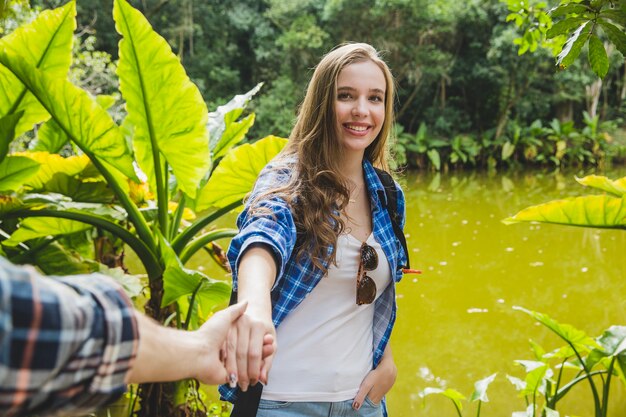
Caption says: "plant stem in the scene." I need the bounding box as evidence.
[7,209,162,279]
[601,356,617,417]
[452,400,463,417]
[171,201,241,254]
[569,341,602,417]
[476,401,481,417]
[179,228,237,264]
[183,280,203,330]
[170,193,186,241]
[90,157,158,254]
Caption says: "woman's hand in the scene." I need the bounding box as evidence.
[225,244,278,391]
[225,311,276,391]
[352,346,397,410]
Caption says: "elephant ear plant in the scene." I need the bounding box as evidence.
[0,1,286,416]
[504,174,626,417]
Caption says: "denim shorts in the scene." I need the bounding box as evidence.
[256,397,383,417]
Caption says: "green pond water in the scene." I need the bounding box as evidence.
[128,166,626,417]
[388,167,626,417]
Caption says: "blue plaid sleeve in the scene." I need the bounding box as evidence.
[0,257,138,416]
[227,165,298,291]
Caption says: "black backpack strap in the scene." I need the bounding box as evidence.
[373,168,410,269]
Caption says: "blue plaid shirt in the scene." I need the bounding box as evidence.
[220,158,407,409]
[0,257,138,417]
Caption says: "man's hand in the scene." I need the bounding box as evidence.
[194,302,275,385]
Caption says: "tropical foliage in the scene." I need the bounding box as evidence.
[504,173,626,229]
[419,308,626,417]
[504,0,626,79]
[0,1,286,415]
[21,0,624,168]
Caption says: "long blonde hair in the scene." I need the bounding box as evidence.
[254,43,396,272]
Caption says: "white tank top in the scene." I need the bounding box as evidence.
[261,232,391,401]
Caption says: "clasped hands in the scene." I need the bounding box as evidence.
[195,301,276,390]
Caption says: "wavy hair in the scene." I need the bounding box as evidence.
[252,42,396,272]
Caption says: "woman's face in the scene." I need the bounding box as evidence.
[334,60,386,157]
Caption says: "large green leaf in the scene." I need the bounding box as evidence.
[157,232,230,308]
[208,83,262,151]
[0,52,137,180]
[213,113,255,160]
[513,307,599,351]
[502,195,626,229]
[0,1,75,136]
[587,34,609,78]
[0,156,40,191]
[195,135,287,211]
[4,216,92,247]
[114,0,209,199]
[13,152,90,190]
[596,326,626,357]
[32,117,69,153]
[598,19,626,57]
[576,175,626,197]
[41,173,115,203]
[557,22,590,68]
[0,111,22,162]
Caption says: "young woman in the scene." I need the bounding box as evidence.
[220,43,408,417]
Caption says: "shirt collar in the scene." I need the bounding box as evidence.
[363,159,388,207]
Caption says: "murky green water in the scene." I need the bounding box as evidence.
[126,167,626,417]
[389,167,626,417]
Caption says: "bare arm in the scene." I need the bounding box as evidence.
[226,244,277,391]
[126,302,269,385]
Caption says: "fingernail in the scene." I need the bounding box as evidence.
[228,373,237,388]
[352,401,360,410]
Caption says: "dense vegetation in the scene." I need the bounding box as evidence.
[6,0,626,170]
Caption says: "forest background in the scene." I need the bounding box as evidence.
[5,0,626,170]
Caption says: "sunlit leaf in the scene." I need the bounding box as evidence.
[114,0,209,199]
[557,22,590,68]
[195,135,287,211]
[0,52,138,180]
[208,83,262,151]
[588,34,609,78]
[0,156,40,191]
[547,17,587,39]
[596,326,626,357]
[41,173,115,203]
[502,141,516,160]
[576,175,626,197]
[213,113,255,160]
[513,306,600,351]
[0,1,75,136]
[502,195,626,229]
[12,152,89,189]
[470,373,497,402]
[419,387,465,411]
[32,118,68,153]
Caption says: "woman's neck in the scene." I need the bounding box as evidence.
[341,152,365,184]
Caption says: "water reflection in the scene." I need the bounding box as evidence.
[391,167,626,417]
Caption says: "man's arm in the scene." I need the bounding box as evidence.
[0,257,275,417]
